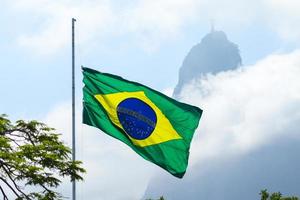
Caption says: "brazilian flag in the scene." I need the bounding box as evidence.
[82,67,202,178]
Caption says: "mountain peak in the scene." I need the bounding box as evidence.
[203,30,228,43]
[173,30,242,97]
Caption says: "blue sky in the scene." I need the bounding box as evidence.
[1,0,300,199]
[1,0,293,119]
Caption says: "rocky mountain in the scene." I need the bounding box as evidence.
[173,30,242,97]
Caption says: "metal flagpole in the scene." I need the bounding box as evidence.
[72,17,76,200]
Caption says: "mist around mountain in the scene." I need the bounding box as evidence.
[143,34,300,200]
[173,30,241,96]
[144,138,300,200]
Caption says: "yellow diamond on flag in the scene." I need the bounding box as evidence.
[94,91,182,147]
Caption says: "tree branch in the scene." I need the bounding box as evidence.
[4,128,36,146]
[0,176,21,199]
[1,163,30,200]
[0,185,9,200]
[0,116,85,199]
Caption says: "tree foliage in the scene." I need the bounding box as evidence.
[260,189,299,200]
[0,114,85,199]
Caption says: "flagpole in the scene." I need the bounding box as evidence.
[72,17,76,200]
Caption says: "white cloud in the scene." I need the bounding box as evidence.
[10,0,115,55]
[176,50,300,164]
[162,87,174,97]
[5,0,300,55]
[122,0,201,51]
[144,50,300,199]
[263,0,300,41]
[9,0,201,54]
